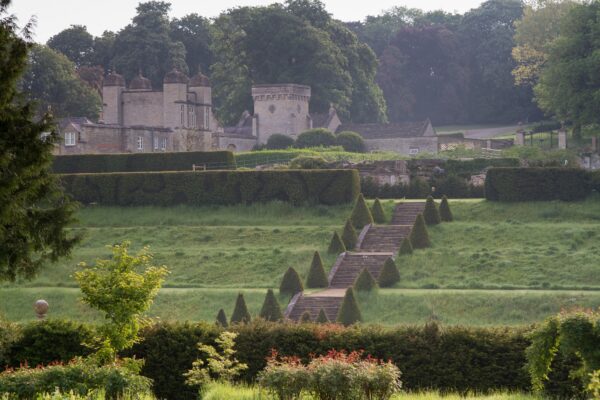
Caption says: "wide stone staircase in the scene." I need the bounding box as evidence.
[357,225,412,253]
[328,252,393,288]
[285,290,344,322]
[391,202,426,225]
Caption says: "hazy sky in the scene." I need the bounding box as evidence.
[9,0,484,43]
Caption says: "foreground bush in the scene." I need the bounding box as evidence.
[266,134,295,150]
[295,129,337,148]
[336,131,366,153]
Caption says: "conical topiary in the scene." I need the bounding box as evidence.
[353,268,377,292]
[350,193,374,229]
[423,196,441,225]
[230,293,251,324]
[336,288,362,326]
[398,238,413,256]
[316,308,330,324]
[410,214,431,249]
[371,198,386,224]
[439,195,453,222]
[300,311,312,323]
[306,251,328,288]
[378,258,400,288]
[328,231,346,254]
[216,308,229,328]
[342,219,357,250]
[279,267,304,296]
[259,289,283,322]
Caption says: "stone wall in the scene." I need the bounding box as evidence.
[217,135,257,152]
[122,91,164,127]
[365,137,438,155]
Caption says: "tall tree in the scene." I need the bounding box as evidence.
[169,14,213,76]
[0,0,79,281]
[46,24,94,67]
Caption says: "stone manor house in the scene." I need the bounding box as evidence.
[55,69,438,156]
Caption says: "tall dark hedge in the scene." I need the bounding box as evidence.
[259,289,283,322]
[485,168,592,202]
[439,195,453,222]
[350,193,374,229]
[353,268,377,292]
[52,151,235,173]
[231,293,252,324]
[371,198,386,224]
[60,169,360,206]
[378,258,400,287]
[328,231,346,254]
[279,267,303,296]
[306,251,328,289]
[423,196,441,225]
[216,309,228,328]
[398,238,413,256]
[336,288,362,326]
[342,219,358,250]
[410,215,430,249]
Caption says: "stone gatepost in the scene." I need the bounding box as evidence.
[515,132,525,146]
[558,129,568,149]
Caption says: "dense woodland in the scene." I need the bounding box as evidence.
[23,0,600,133]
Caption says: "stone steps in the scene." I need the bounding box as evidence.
[391,202,425,225]
[329,252,393,288]
[286,294,343,322]
[359,225,412,253]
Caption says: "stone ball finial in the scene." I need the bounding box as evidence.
[34,299,49,320]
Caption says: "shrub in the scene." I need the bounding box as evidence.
[231,294,252,325]
[259,290,283,322]
[216,309,228,328]
[295,129,337,148]
[306,251,328,289]
[378,258,400,288]
[279,267,304,297]
[328,231,346,254]
[316,309,330,324]
[258,351,310,400]
[353,268,377,292]
[409,215,430,249]
[336,288,362,326]
[398,239,413,256]
[342,220,358,250]
[423,196,441,225]
[52,151,234,173]
[266,134,295,150]
[336,131,366,153]
[439,195,453,222]
[485,168,592,202]
[60,169,360,206]
[300,312,312,323]
[350,193,374,229]
[289,155,327,169]
[371,198,386,224]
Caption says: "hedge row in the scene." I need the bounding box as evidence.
[60,170,360,206]
[443,158,520,177]
[361,176,484,199]
[485,168,592,201]
[52,151,235,174]
[1,320,582,400]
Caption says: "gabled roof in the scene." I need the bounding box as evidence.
[311,112,334,129]
[336,119,434,139]
[223,110,254,137]
[58,117,93,132]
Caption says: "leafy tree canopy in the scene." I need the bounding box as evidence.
[47,25,94,67]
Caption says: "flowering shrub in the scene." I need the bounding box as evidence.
[258,349,401,400]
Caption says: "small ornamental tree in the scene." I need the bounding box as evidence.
[398,238,413,256]
[295,128,337,148]
[353,268,377,292]
[306,251,328,288]
[74,241,169,361]
[350,193,374,229]
[300,311,312,323]
[336,131,366,152]
[316,308,330,323]
[378,258,400,287]
[336,288,362,326]
[423,196,441,225]
[410,214,431,249]
[371,198,386,224]
[259,289,283,322]
[342,219,358,250]
[279,267,304,296]
[230,293,251,324]
[439,195,453,222]
[216,309,228,328]
[266,133,294,149]
[328,231,346,254]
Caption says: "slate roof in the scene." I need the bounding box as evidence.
[58,117,93,132]
[336,120,434,139]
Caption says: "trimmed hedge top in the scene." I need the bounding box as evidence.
[52,151,235,174]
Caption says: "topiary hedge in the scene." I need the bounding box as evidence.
[52,151,235,173]
[60,169,360,206]
[485,168,592,202]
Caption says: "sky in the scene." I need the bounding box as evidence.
[8,0,484,43]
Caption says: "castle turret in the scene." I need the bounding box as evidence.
[162,68,189,129]
[102,72,125,124]
[189,69,212,131]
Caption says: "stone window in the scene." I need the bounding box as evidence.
[137,136,144,151]
[153,137,159,150]
[180,105,185,126]
[64,131,76,146]
[204,108,209,130]
[161,138,167,150]
[269,104,276,113]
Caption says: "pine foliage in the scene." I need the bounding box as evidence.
[371,198,386,224]
[328,231,346,254]
[410,214,431,249]
[316,308,329,324]
[299,311,312,323]
[350,193,374,229]
[439,195,453,222]
[230,293,251,324]
[398,238,413,255]
[342,219,358,250]
[378,258,400,287]
[423,196,441,225]
[306,251,328,288]
[336,288,362,326]
[259,289,283,322]
[353,268,377,292]
[279,267,303,296]
[216,309,229,328]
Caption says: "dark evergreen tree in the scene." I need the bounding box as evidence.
[410,214,431,249]
[299,311,312,323]
[336,288,362,326]
[342,219,358,250]
[350,193,374,229]
[306,251,328,288]
[398,238,413,256]
[230,293,251,324]
[423,195,441,225]
[259,289,283,322]
[216,308,228,328]
[279,267,304,296]
[316,308,330,324]
[353,268,377,292]
[378,258,400,287]
[439,195,453,222]
[371,198,386,224]
[328,231,346,254]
